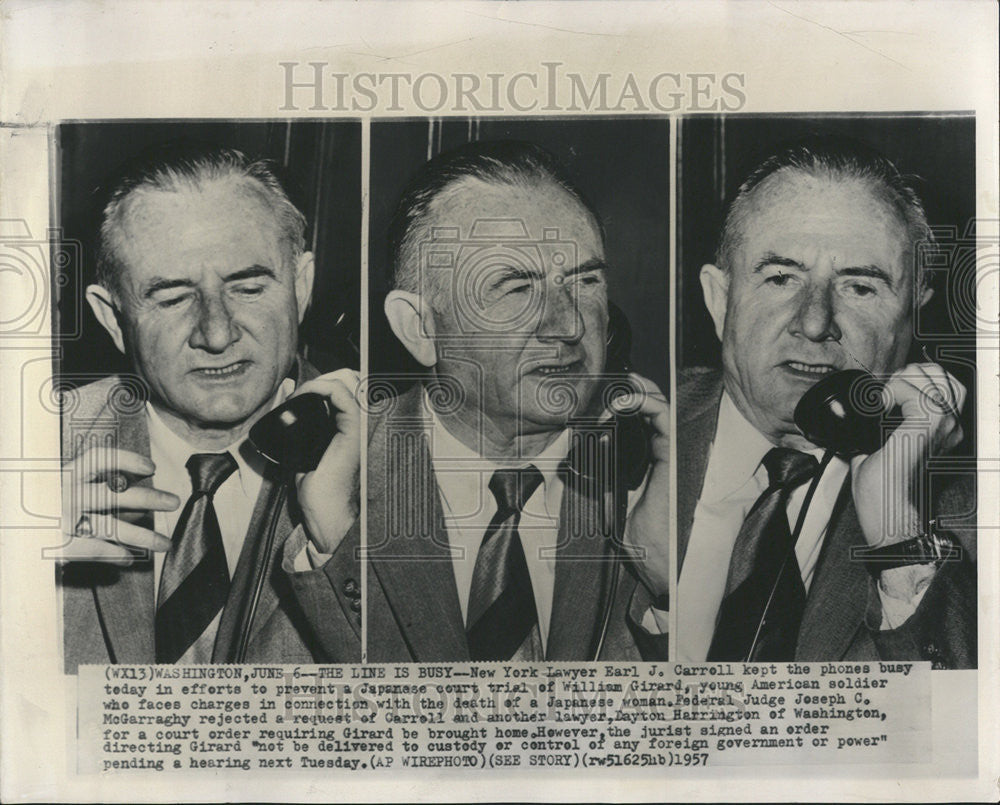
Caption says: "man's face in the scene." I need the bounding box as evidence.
[102,178,310,437]
[704,170,922,446]
[426,177,609,440]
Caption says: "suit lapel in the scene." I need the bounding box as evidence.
[796,478,870,660]
[676,372,722,569]
[368,388,468,661]
[89,395,156,662]
[547,476,615,660]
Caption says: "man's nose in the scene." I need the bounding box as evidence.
[188,294,239,352]
[789,282,842,342]
[536,282,584,343]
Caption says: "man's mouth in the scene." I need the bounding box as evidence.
[781,360,838,377]
[191,361,250,379]
[529,359,585,376]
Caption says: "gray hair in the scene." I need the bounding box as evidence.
[717,134,934,290]
[388,139,604,308]
[97,144,306,295]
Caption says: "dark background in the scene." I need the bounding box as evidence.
[368,117,670,391]
[678,114,977,448]
[55,120,361,381]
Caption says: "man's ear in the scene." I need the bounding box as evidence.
[85,284,127,355]
[384,290,437,367]
[699,263,729,342]
[294,251,316,323]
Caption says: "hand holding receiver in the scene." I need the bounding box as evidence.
[59,446,178,565]
[611,371,671,599]
[795,363,965,602]
[251,368,361,555]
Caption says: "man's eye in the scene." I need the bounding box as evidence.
[506,283,531,295]
[764,272,792,287]
[564,271,604,287]
[846,282,876,297]
[156,294,190,309]
[232,284,265,298]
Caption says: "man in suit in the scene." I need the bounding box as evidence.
[678,135,976,667]
[361,140,672,661]
[57,145,361,670]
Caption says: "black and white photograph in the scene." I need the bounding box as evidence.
[673,115,978,666]
[0,2,996,803]
[52,121,363,668]
[364,118,671,661]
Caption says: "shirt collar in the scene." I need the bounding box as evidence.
[425,390,568,475]
[145,378,295,497]
[704,391,835,503]
[701,390,777,503]
[424,388,570,515]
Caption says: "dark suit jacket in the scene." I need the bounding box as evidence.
[677,368,977,667]
[58,359,360,671]
[357,385,666,662]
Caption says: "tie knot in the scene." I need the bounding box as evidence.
[761,447,818,490]
[489,465,544,516]
[186,452,238,497]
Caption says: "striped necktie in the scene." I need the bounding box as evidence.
[155,452,237,663]
[707,447,818,662]
[466,465,544,661]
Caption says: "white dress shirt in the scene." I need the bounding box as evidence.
[426,400,571,651]
[676,392,923,663]
[146,378,295,601]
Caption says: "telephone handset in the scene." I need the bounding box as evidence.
[249,392,336,473]
[564,302,652,496]
[793,369,900,457]
[248,305,358,473]
[568,302,654,660]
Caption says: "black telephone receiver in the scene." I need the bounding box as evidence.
[248,306,359,473]
[564,302,652,494]
[249,392,337,473]
[793,369,899,457]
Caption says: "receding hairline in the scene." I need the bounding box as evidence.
[401,172,604,307]
[745,166,912,227]
[428,172,602,231]
[388,140,606,301]
[114,173,287,232]
[102,171,302,289]
[721,165,919,272]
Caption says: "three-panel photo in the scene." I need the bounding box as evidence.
[53,114,977,670]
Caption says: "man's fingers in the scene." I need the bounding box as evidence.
[80,515,172,552]
[57,516,172,565]
[56,537,138,566]
[66,447,156,481]
[607,372,670,438]
[292,371,362,435]
[887,363,966,421]
[914,362,966,414]
[292,369,361,404]
[325,380,362,433]
[608,373,667,407]
[75,484,181,514]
